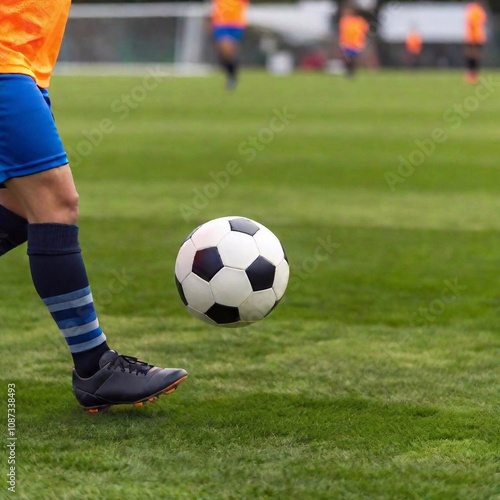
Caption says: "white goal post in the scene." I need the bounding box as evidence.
[59,2,212,75]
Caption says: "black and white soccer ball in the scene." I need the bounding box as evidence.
[175,216,289,327]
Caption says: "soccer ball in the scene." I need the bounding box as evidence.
[175,216,289,327]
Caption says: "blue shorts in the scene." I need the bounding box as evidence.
[0,74,68,187]
[213,26,244,42]
[341,47,361,59]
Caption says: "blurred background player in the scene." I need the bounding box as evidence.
[338,5,369,78]
[211,0,249,89]
[0,0,187,412]
[464,0,487,83]
[405,27,423,68]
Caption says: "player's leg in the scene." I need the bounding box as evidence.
[5,165,112,378]
[7,166,187,410]
[340,47,358,78]
[0,74,108,376]
[465,44,480,84]
[214,28,243,89]
[474,45,482,79]
[1,74,187,410]
[345,56,355,77]
[345,51,357,78]
[217,37,238,73]
[0,188,28,256]
[217,38,238,88]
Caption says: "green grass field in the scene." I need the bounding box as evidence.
[1,70,499,499]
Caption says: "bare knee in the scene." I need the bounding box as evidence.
[218,40,237,60]
[5,165,80,224]
[19,187,79,224]
[56,189,80,224]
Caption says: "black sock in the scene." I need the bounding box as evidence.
[0,205,28,256]
[27,223,109,377]
[221,59,237,79]
[346,60,355,77]
[467,57,478,71]
[72,341,111,378]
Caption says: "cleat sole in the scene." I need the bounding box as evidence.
[85,406,109,414]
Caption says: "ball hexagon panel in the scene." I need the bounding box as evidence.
[217,231,259,270]
[210,267,253,307]
[191,219,231,249]
[245,256,276,291]
[239,289,277,322]
[229,217,260,236]
[175,238,197,282]
[181,273,215,313]
[253,226,285,266]
[192,247,224,282]
[273,259,290,301]
[206,303,240,324]
[186,305,217,326]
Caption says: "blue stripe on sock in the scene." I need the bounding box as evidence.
[42,286,91,306]
[66,327,103,346]
[62,319,100,338]
[53,311,97,330]
[40,283,106,353]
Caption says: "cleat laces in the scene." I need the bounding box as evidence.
[108,355,152,375]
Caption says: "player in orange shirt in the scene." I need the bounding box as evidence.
[338,6,370,78]
[211,0,249,89]
[405,28,423,68]
[0,1,187,411]
[464,0,488,84]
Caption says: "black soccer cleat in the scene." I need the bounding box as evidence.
[72,350,188,413]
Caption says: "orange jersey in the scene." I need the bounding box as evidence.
[212,0,248,28]
[465,2,487,44]
[0,0,71,88]
[406,32,422,55]
[339,15,369,51]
